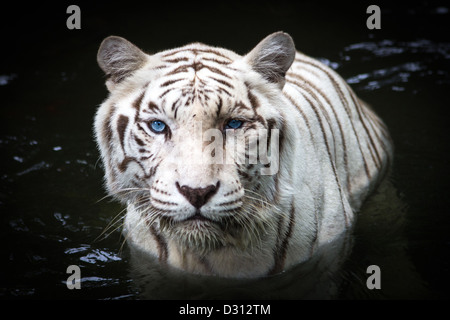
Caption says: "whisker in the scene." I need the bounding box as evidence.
[94,206,129,242]
[94,194,114,204]
[95,187,151,204]
[116,187,151,193]
[102,217,126,241]
[95,193,153,243]
[119,216,145,255]
[98,183,288,254]
[243,188,279,207]
[242,194,289,220]
[118,205,162,255]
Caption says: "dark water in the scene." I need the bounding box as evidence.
[1,1,449,299]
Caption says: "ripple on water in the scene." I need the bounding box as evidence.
[340,39,450,92]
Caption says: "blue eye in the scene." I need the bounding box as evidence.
[150,120,167,133]
[225,119,243,129]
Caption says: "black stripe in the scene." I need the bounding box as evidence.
[289,78,338,163]
[302,92,350,227]
[162,47,233,61]
[117,115,129,151]
[102,104,116,147]
[288,74,351,190]
[147,162,160,179]
[356,100,393,187]
[151,64,169,70]
[216,86,232,97]
[202,57,231,65]
[216,96,222,118]
[133,134,144,146]
[201,63,232,79]
[245,83,260,111]
[160,78,183,87]
[299,58,372,180]
[283,92,320,249]
[230,101,251,113]
[159,88,172,99]
[149,225,168,264]
[237,168,252,181]
[139,154,153,161]
[133,90,145,123]
[118,154,158,180]
[165,61,233,80]
[210,77,234,89]
[118,156,135,172]
[162,57,189,63]
[268,201,295,275]
[148,101,160,113]
[357,96,391,159]
[347,89,382,169]
[283,92,314,143]
[266,118,276,155]
[166,64,190,76]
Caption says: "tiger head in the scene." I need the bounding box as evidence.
[95,32,296,253]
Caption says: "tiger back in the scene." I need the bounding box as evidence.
[94,32,393,281]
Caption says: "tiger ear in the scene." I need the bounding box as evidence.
[97,36,148,86]
[244,32,296,88]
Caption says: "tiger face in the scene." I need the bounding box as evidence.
[95,33,295,253]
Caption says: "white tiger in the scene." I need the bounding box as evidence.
[95,32,393,282]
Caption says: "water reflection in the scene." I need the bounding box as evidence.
[0,73,17,86]
[340,39,450,92]
[344,39,450,59]
[65,245,122,265]
[16,161,51,177]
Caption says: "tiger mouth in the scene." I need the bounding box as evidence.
[154,206,270,252]
[158,210,227,230]
[184,210,217,223]
[179,212,227,232]
[157,211,232,252]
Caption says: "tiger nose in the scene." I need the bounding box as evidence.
[175,181,220,209]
